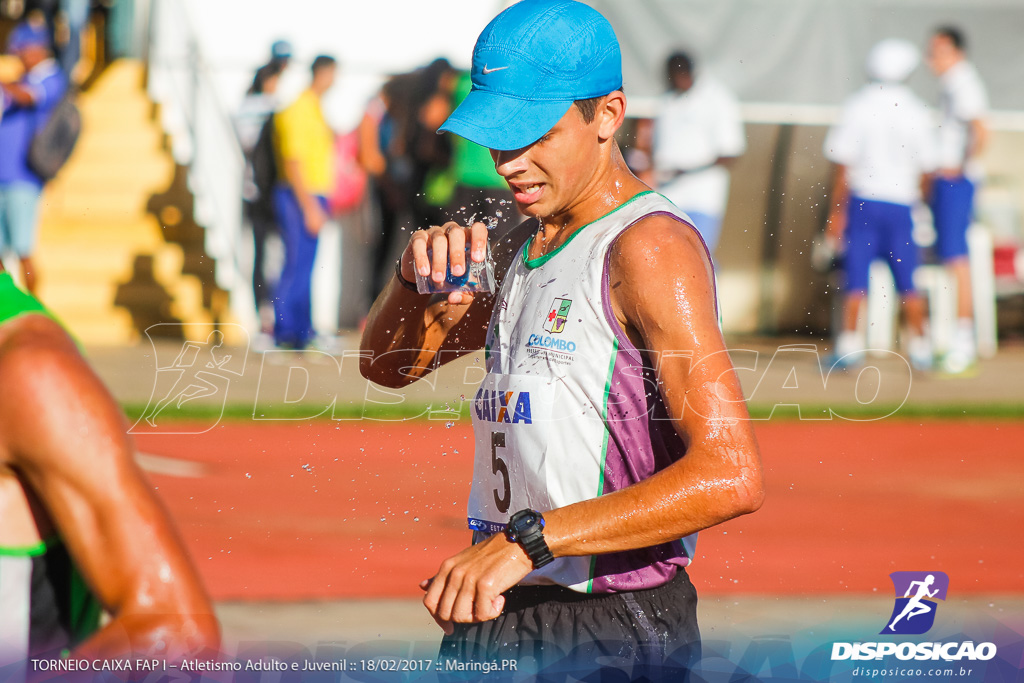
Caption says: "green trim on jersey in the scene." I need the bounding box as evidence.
[0,272,82,354]
[523,191,655,270]
[70,564,103,641]
[0,272,50,325]
[587,337,620,593]
[0,535,59,557]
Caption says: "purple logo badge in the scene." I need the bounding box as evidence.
[881,571,949,635]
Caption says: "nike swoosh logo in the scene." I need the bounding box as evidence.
[482,65,509,74]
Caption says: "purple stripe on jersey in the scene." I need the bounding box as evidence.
[588,213,704,593]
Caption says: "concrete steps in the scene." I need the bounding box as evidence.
[34,59,221,345]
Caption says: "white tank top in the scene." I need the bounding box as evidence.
[469,191,711,593]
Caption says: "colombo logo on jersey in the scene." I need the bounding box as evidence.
[475,389,533,424]
[526,298,577,358]
[831,571,997,662]
[543,298,572,334]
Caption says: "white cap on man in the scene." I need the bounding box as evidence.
[867,38,920,83]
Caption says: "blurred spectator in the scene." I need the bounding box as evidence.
[637,50,745,254]
[358,58,455,300]
[270,39,293,71]
[55,0,90,81]
[19,1,87,80]
[824,39,937,370]
[271,54,336,349]
[234,60,284,336]
[0,19,67,294]
[927,26,989,374]
[22,1,58,48]
[421,70,516,237]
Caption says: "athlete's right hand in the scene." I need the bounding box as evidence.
[400,221,489,305]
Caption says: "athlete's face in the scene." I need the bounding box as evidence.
[16,44,48,71]
[489,103,608,222]
[927,35,960,75]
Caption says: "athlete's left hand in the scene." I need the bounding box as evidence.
[420,533,534,635]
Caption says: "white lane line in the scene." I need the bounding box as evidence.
[136,452,208,478]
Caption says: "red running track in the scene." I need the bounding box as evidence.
[134,420,1024,601]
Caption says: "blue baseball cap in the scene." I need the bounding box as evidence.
[439,0,622,151]
[271,39,293,60]
[6,22,50,53]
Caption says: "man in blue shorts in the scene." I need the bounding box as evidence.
[927,26,989,374]
[825,39,937,370]
[360,1,764,678]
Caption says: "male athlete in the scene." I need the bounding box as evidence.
[926,26,989,374]
[0,272,219,670]
[360,0,763,676]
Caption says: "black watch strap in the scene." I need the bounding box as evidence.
[394,260,419,292]
[506,509,554,569]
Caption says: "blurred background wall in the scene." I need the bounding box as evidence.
[2,0,1022,343]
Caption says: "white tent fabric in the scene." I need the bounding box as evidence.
[588,0,1024,113]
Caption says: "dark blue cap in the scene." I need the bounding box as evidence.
[439,0,622,151]
[6,22,50,53]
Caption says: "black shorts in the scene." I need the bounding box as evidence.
[437,567,700,681]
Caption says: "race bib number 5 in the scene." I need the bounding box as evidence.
[468,374,555,531]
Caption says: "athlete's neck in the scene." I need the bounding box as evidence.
[534,146,648,254]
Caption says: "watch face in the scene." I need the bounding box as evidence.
[518,513,537,530]
[508,511,537,541]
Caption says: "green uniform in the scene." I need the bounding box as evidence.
[0,272,47,324]
[0,272,102,663]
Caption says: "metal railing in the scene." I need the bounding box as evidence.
[144,0,253,329]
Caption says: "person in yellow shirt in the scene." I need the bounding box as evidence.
[272,54,337,348]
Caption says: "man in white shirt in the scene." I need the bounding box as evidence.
[927,26,989,374]
[824,39,937,370]
[641,51,745,254]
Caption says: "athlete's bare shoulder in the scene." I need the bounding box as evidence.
[0,314,112,466]
[611,211,714,289]
[606,211,718,347]
[0,311,76,355]
[0,314,84,391]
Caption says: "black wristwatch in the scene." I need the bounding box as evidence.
[505,509,554,568]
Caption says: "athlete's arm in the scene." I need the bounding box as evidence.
[826,164,849,243]
[422,214,763,631]
[359,219,532,388]
[967,118,988,161]
[0,82,39,106]
[0,316,219,658]
[356,107,387,178]
[282,159,327,235]
[542,215,764,551]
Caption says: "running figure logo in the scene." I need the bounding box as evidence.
[543,298,572,334]
[881,571,949,635]
[131,324,248,434]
